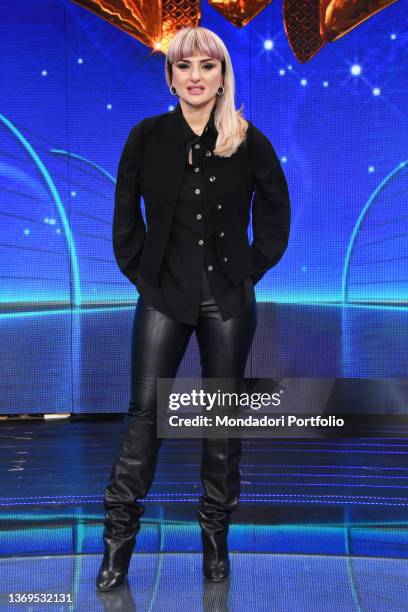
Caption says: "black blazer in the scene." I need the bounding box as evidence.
[113,104,291,288]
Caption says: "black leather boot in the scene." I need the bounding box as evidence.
[198,437,242,581]
[201,528,230,581]
[96,533,136,591]
[96,414,163,591]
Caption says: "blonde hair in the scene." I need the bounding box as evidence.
[165,27,248,158]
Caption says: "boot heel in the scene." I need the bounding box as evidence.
[96,534,136,591]
[202,530,230,582]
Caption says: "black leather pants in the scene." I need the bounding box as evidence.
[103,271,257,544]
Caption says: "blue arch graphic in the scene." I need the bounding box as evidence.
[0,114,82,307]
[341,160,408,304]
[50,149,116,184]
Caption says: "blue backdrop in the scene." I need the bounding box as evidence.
[0,0,407,413]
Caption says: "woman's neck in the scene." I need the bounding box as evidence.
[179,99,215,134]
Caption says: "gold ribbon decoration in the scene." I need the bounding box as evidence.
[70,0,399,62]
[69,0,201,53]
[283,0,399,63]
[207,0,273,28]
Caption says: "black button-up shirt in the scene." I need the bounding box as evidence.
[136,102,254,324]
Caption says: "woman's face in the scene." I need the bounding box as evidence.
[171,53,223,108]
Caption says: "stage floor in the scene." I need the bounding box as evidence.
[1,418,408,610]
[1,552,407,611]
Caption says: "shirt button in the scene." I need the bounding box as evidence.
[223,256,228,262]
[205,151,212,157]
[194,144,200,149]
[219,231,224,238]
[207,265,213,271]
[216,204,222,210]
[209,176,216,182]
[198,239,204,245]
[196,213,202,220]
[195,188,200,195]
[194,167,200,173]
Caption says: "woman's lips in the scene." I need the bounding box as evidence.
[187,87,205,94]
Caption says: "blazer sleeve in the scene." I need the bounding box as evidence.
[248,122,291,285]
[112,120,146,286]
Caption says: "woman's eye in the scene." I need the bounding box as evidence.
[176,63,215,70]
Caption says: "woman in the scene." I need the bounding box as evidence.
[96,26,290,590]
